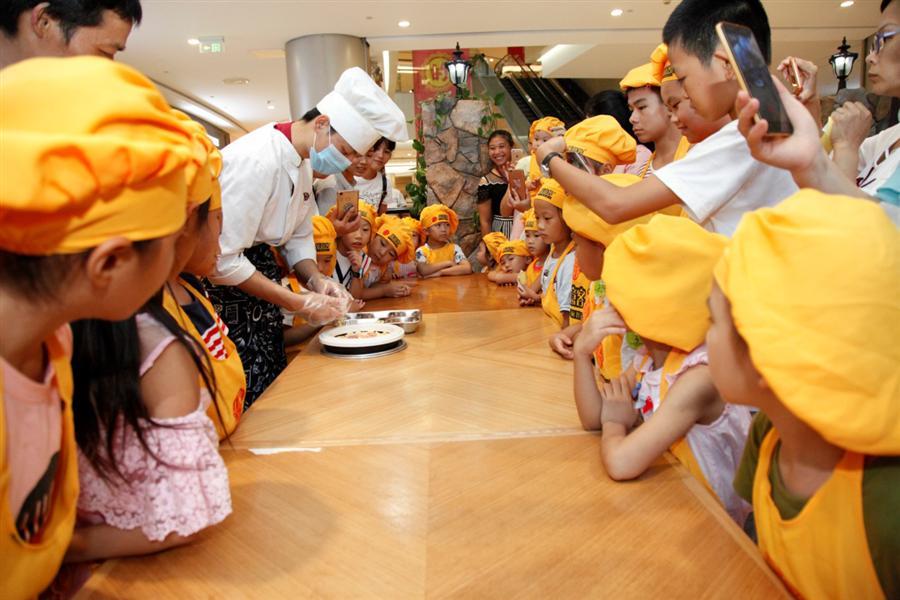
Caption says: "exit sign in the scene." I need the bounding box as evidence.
[198,36,225,54]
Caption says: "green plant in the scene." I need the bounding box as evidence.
[405,120,428,218]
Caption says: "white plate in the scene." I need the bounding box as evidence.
[318,323,405,349]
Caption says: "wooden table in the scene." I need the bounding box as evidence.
[78,275,787,599]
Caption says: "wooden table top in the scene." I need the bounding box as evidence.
[78,275,787,599]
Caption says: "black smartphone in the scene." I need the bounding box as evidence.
[716,21,793,137]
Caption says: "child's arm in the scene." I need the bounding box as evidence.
[536,137,681,223]
[570,306,628,429]
[417,260,453,277]
[549,323,581,359]
[599,365,719,481]
[65,524,196,563]
[440,259,472,276]
[560,312,570,329]
[488,270,520,285]
[357,280,414,299]
[284,323,320,347]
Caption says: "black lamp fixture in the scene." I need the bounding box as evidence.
[445,43,471,94]
[829,37,859,91]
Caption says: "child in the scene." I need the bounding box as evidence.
[538,0,798,236]
[574,215,752,525]
[522,117,567,199]
[517,209,549,307]
[533,179,575,328]
[392,217,423,279]
[163,111,247,436]
[313,215,339,278]
[707,191,900,598]
[487,240,531,286]
[416,204,472,278]
[477,231,508,274]
[563,174,652,379]
[359,215,416,298]
[0,57,198,596]
[330,203,378,290]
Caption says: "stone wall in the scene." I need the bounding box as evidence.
[420,97,492,256]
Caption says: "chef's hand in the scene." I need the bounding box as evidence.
[287,292,351,327]
[535,136,567,164]
[331,209,362,237]
[307,272,354,303]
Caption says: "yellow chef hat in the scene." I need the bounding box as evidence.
[401,217,424,247]
[419,204,459,234]
[619,63,660,92]
[0,57,195,255]
[522,209,539,232]
[373,216,415,264]
[716,191,900,454]
[604,215,727,352]
[562,174,656,246]
[529,116,566,142]
[565,115,637,167]
[501,240,531,258]
[171,109,222,209]
[534,178,567,210]
[482,232,508,263]
[649,44,680,85]
[312,215,337,275]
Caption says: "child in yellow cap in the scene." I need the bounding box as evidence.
[0,57,209,595]
[330,203,378,290]
[581,215,753,526]
[416,204,472,278]
[523,117,567,196]
[477,231,508,274]
[532,179,575,328]
[392,217,423,279]
[487,240,531,286]
[708,192,900,599]
[517,209,550,306]
[331,210,414,299]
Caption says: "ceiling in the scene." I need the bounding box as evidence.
[120,0,883,136]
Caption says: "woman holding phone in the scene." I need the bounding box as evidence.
[476,130,516,238]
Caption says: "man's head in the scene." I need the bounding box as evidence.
[1,1,141,66]
[663,0,770,121]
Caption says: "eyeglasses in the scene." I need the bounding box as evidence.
[870,30,898,55]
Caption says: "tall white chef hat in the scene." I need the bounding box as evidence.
[316,67,409,154]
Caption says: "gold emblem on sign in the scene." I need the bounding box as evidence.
[422,55,451,91]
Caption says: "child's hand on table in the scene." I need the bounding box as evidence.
[549,331,575,360]
[600,371,639,430]
[386,280,414,297]
[573,306,626,357]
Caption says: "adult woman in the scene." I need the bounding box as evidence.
[476,130,515,237]
[585,90,653,176]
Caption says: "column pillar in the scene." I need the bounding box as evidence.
[285,34,368,119]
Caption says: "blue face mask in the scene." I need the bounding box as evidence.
[309,129,352,175]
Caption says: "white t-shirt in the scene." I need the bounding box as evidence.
[857,122,900,195]
[213,123,316,285]
[653,120,798,236]
[541,250,575,313]
[315,171,392,215]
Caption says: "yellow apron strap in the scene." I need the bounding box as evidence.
[639,152,655,179]
[541,241,576,327]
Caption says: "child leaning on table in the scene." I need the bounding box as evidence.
[416,204,472,278]
[707,191,900,600]
[487,240,531,286]
[0,57,202,599]
[392,217,424,279]
[517,209,549,306]
[576,215,752,525]
[477,231,507,274]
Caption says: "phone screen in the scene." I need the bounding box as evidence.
[718,22,793,136]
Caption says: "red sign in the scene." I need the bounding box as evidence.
[412,48,471,116]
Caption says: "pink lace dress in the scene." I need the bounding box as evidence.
[76,314,232,542]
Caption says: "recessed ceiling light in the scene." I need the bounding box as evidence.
[267,105,276,110]
[840,0,854,6]
[398,20,411,28]
[223,77,250,85]
[187,38,200,45]
[611,8,624,17]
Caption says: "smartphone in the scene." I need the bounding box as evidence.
[336,189,360,220]
[510,148,525,163]
[787,58,802,96]
[716,21,793,137]
[508,169,527,200]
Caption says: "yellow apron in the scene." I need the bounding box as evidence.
[541,241,576,328]
[1,334,79,600]
[525,257,544,287]
[636,351,712,494]
[420,243,458,265]
[753,431,883,600]
[163,280,246,439]
[568,259,593,325]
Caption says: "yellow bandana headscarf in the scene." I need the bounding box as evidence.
[373,215,415,263]
[522,208,539,232]
[716,191,900,454]
[604,215,727,352]
[534,178,567,210]
[500,240,531,258]
[649,43,679,85]
[619,63,661,92]
[562,174,656,246]
[482,232,508,263]
[419,204,459,234]
[0,57,197,255]
[171,109,222,209]
[564,115,638,167]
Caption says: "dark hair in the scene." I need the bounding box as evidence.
[663,0,771,65]
[585,90,637,138]
[71,291,222,483]
[195,198,211,227]
[883,0,894,11]
[1,0,142,40]
[488,130,514,147]
[372,136,397,152]
[300,107,321,122]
